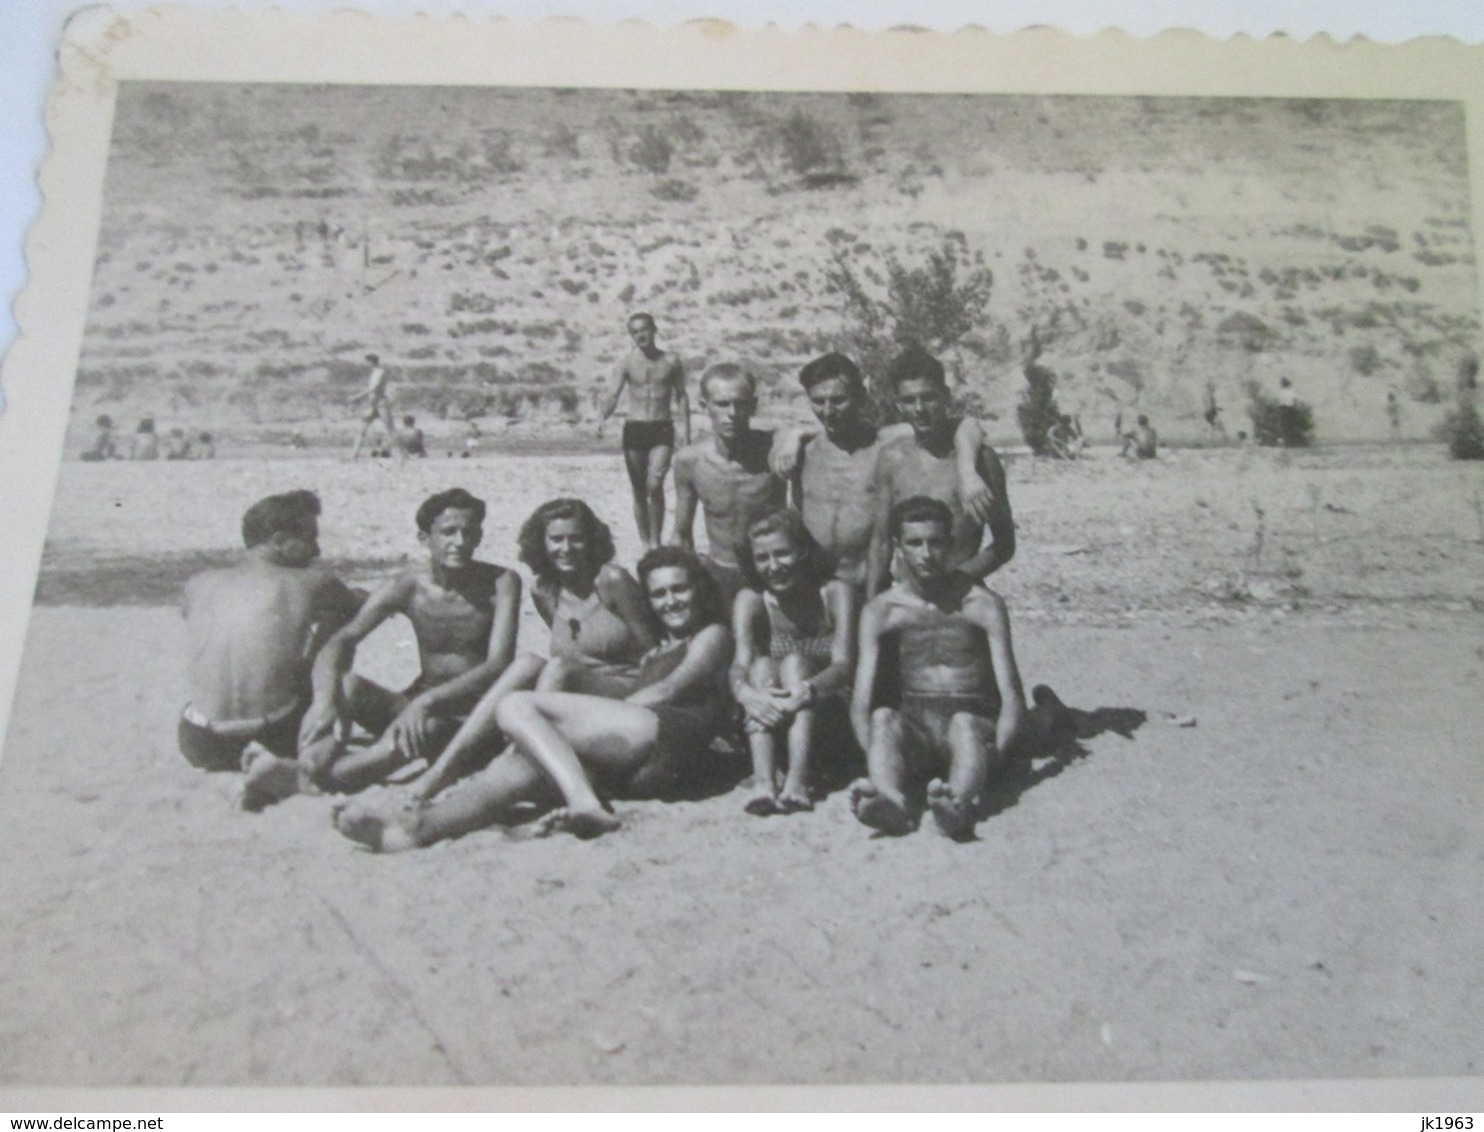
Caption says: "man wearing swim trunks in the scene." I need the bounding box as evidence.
[597,313,691,550]
[180,490,361,774]
[350,353,397,461]
[672,363,789,607]
[849,495,1026,841]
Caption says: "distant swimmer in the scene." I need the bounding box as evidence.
[179,491,361,775]
[597,313,691,550]
[1120,414,1158,459]
[848,496,1027,841]
[866,346,1015,596]
[672,363,788,607]
[349,353,397,461]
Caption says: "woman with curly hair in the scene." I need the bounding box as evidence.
[406,497,656,802]
[335,547,734,848]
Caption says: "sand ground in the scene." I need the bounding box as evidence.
[1,446,1482,1086]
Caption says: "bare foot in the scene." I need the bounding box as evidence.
[848,778,915,835]
[926,778,976,842]
[776,788,814,814]
[237,747,302,812]
[744,791,779,816]
[533,806,622,840]
[332,797,419,853]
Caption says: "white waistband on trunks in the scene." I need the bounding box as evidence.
[181,699,301,738]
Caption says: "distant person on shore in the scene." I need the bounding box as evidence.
[334,547,734,849]
[1204,381,1227,440]
[1386,390,1402,439]
[461,420,482,459]
[238,488,521,810]
[768,352,997,590]
[672,363,788,606]
[81,414,118,461]
[405,498,660,805]
[597,313,691,550]
[1276,377,1300,447]
[399,415,427,458]
[848,496,1026,841]
[732,508,858,816]
[130,417,160,461]
[350,353,397,461]
[1045,413,1085,460]
[165,427,193,460]
[1120,414,1158,459]
[195,431,217,460]
[866,346,1015,596]
[179,490,362,775]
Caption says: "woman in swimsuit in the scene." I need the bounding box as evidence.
[731,508,858,815]
[407,498,657,802]
[335,547,734,849]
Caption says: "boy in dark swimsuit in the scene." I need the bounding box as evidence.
[849,496,1026,840]
[239,488,521,809]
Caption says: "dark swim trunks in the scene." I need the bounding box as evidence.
[622,418,676,451]
[178,701,305,773]
[899,690,1000,771]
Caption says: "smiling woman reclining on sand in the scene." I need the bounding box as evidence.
[334,546,735,850]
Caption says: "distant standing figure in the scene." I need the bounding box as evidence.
[597,313,691,550]
[1120,414,1158,459]
[1386,390,1402,439]
[130,418,160,461]
[1204,381,1227,439]
[350,353,396,460]
[1276,377,1300,447]
[165,427,193,460]
[81,414,118,461]
[195,431,217,460]
[399,414,427,458]
[461,420,481,459]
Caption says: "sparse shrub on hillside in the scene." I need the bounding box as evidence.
[826,234,993,413]
[1246,380,1315,448]
[482,133,523,176]
[630,126,673,175]
[651,178,698,203]
[774,109,847,183]
[542,124,581,159]
[1440,354,1484,461]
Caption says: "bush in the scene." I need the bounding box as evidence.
[1016,348,1063,455]
[629,126,673,175]
[1245,381,1315,447]
[1441,355,1484,460]
[651,178,698,203]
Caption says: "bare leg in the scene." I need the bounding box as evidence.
[623,445,652,550]
[743,655,781,815]
[777,652,818,812]
[646,444,673,549]
[928,713,997,841]
[849,707,915,835]
[494,690,661,836]
[411,653,544,802]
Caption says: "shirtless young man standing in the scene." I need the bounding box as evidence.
[239,488,521,809]
[179,491,361,774]
[671,363,788,606]
[350,353,397,461]
[776,352,998,589]
[866,346,1015,596]
[597,313,691,549]
[849,496,1026,841]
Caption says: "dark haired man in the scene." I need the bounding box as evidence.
[179,490,361,774]
[849,496,1026,841]
[866,346,1015,595]
[239,488,522,809]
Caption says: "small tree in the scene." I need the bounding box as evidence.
[1246,380,1315,448]
[1016,331,1064,455]
[629,126,673,175]
[1441,354,1484,460]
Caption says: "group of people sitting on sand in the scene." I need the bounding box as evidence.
[181,340,1068,849]
[83,414,216,461]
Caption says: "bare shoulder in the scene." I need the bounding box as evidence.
[673,442,703,476]
[594,561,638,596]
[486,561,521,597]
[964,585,1010,627]
[689,622,733,658]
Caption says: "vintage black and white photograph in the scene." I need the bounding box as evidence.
[0,17,1481,1096]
